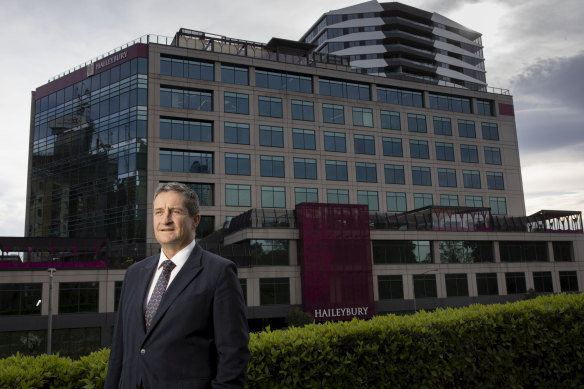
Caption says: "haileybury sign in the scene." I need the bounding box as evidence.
[296,203,375,322]
[87,50,129,76]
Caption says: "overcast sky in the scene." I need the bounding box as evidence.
[0,0,582,236]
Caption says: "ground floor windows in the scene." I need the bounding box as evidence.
[250,240,289,266]
[0,283,42,316]
[58,282,99,314]
[373,240,432,264]
[499,241,548,262]
[378,275,403,300]
[533,272,553,293]
[559,271,579,292]
[413,274,437,298]
[505,272,527,294]
[260,278,290,305]
[438,241,493,263]
[476,273,498,296]
[445,274,469,297]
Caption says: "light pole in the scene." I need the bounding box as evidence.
[47,268,56,355]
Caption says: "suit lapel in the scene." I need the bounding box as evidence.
[144,244,204,335]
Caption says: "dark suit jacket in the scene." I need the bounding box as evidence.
[104,244,250,389]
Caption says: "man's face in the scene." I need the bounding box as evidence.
[153,191,200,257]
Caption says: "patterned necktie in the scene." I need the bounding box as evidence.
[145,260,176,330]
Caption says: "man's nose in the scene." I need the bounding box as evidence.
[162,210,173,223]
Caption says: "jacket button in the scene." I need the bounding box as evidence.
[140,349,146,355]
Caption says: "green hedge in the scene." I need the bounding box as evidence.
[1,294,583,388]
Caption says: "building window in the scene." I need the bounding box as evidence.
[533,272,554,293]
[226,184,251,207]
[409,140,429,159]
[327,189,349,204]
[377,86,422,107]
[323,131,346,152]
[261,186,286,208]
[259,278,290,305]
[353,107,373,127]
[292,129,315,149]
[295,187,318,204]
[445,274,469,297]
[414,193,432,208]
[436,142,454,161]
[260,155,285,177]
[183,183,214,206]
[160,118,213,142]
[160,87,212,111]
[477,100,493,116]
[373,240,432,264]
[380,110,401,130]
[476,273,498,296]
[53,327,101,359]
[458,120,476,138]
[407,114,427,133]
[553,242,573,262]
[0,283,42,316]
[505,272,527,294]
[484,147,501,165]
[412,166,431,186]
[258,96,283,118]
[433,117,452,135]
[463,170,481,189]
[225,153,250,175]
[291,100,315,121]
[465,195,483,208]
[378,275,404,300]
[489,197,507,215]
[325,160,348,181]
[439,241,493,263]
[197,216,215,238]
[251,240,289,266]
[440,194,459,206]
[160,56,213,80]
[387,192,406,212]
[58,282,99,313]
[482,122,499,140]
[384,164,405,185]
[357,190,379,211]
[256,69,312,93]
[438,168,457,187]
[429,93,471,113]
[354,135,375,155]
[259,126,284,148]
[224,122,250,145]
[460,144,479,163]
[294,158,317,179]
[382,137,403,157]
[486,172,505,190]
[559,271,579,292]
[159,150,213,174]
[500,242,548,262]
[322,103,345,124]
[221,65,248,85]
[224,92,249,114]
[414,274,437,298]
[319,78,369,100]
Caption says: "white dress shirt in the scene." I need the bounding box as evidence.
[146,240,196,304]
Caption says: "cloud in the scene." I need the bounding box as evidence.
[511,52,584,109]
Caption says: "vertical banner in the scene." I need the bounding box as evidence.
[296,203,374,322]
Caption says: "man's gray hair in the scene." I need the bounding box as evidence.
[154,182,200,216]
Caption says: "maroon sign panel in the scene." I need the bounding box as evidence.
[296,203,374,322]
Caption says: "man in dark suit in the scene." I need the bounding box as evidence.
[105,182,250,388]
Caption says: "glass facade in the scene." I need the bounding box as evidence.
[30,56,148,263]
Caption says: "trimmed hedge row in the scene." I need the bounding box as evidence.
[1,293,583,388]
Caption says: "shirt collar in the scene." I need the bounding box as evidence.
[158,240,196,270]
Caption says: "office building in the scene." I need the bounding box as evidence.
[0,2,582,358]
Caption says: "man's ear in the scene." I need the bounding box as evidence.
[193,214,201,228]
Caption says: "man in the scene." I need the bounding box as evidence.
[105,182,250,388]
